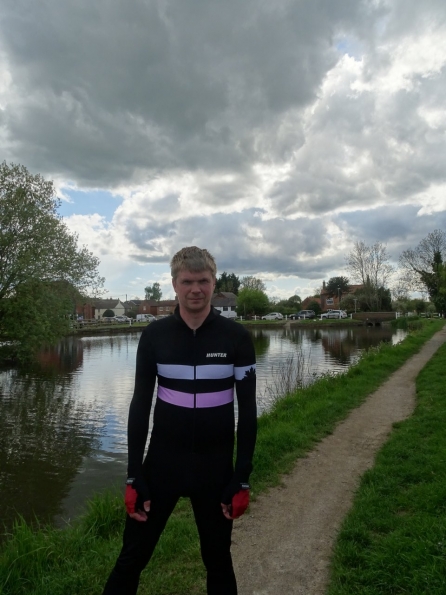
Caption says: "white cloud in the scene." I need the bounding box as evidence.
[1,0,445,298]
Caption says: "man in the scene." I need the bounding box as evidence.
[103,246,257,595]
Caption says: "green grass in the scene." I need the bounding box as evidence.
[0,319,444,594]
[327,334,446,594]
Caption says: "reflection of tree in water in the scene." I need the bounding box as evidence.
[0,365,103,537]
[34,336,84,375]
[319,326,397,365]
[283,326,401,367]
[248,329,271,358]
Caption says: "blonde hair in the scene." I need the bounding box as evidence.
[170,246,217,279]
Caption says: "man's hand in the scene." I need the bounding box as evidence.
[221,482,250,519]
[125,478,151,522]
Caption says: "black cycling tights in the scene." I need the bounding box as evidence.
[102,493,237,595]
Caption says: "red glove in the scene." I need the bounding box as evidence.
[230,486,250,519]
[124,477,150,515]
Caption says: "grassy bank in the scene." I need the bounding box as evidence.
[0,319,444,594]
[327,336,446,594]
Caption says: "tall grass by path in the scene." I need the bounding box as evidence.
[0,319,444,595]
[327,336,446,594]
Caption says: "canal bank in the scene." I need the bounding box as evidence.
[0,319,443,595]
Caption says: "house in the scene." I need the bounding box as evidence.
[137,299,177,317]
[211,291,237,315]
[301,296,321,310]
[124,300,143,315]
[93,299,126,319]
[319,282,364,311]
[76,301,95,320]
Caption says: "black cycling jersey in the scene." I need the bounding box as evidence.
[127,306,257,496]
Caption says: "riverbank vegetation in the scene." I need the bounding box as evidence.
[0,163,104,363]
[0,319,444,594]
[328,337,446,594]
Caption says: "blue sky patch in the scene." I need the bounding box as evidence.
[58,189,123,221]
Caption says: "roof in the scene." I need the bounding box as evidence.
[212,292,237,307]
[94,299,124,309]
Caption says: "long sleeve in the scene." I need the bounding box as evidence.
[234,331,257,482]
[127,329,157,478]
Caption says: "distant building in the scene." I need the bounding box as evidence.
[301,296,321,310]
[211,291,237,315]
[93,299,126,319]
[319,281,364,311]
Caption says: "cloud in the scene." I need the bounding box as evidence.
[1,0,446,295]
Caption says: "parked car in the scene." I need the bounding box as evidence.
[113,315,131,322]
[289,310,316,320]
[261,312,284,320]
[321,310,347,319]
[101,316,115,323]
[136,314,156,322]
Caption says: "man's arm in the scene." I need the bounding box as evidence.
[126,329,157,520]
[221,330,257,518]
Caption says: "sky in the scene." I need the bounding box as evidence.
[1,0,446,302]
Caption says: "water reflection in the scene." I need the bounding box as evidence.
[0,366,103,532]
[0,325,405,535]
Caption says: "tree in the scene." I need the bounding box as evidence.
[399,230,446,316]
[325,276,350,302]
[103,309,115,317]
[307,300,321,315]
[240,276,266,292]
[215,272,240,295]
[236,288,269,318]
[144,282,162,301]
[288,294,301,305]
[0,162,104,360]
[346,241,394,310]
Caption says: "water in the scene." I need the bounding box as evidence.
[0,325,405,535]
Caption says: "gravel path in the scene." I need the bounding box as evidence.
[232,326,446,595]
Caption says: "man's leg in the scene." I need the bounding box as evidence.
[102,493,179,595]
[191,494,237,595]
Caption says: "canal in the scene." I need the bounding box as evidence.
[0,324,405,536]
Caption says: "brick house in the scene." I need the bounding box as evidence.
[137,299,178,317]
[319,281,364,311]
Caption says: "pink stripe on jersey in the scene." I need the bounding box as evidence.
[157,386,234,408]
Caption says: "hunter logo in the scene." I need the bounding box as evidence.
[206,353,227,358]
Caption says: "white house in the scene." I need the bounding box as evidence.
[94,299,126,319]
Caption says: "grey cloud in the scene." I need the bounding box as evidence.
[1,0,378,186]
[120,208,334,279]
[336,205,446,261]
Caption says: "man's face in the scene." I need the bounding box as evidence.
[172,269,216,315]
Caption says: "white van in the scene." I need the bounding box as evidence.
[136,314,156,322]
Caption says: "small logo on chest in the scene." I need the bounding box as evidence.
[206,353,227,358]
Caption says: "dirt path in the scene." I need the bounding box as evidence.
[232,326,446,595]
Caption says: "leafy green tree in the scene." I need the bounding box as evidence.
[274,295,303,315]
[288,294,302,306]
[215,272,240,294]
[103,309,115,317]
[240,276,266,292]
[0,162,104,361]
[144,282,162,301]
[307,300,321,315]
[325,276,350,301]
[236,288,269,318]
